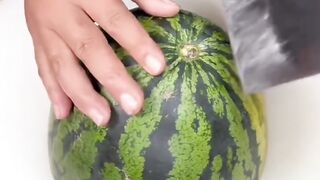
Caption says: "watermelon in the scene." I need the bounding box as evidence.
[48,9,267,180]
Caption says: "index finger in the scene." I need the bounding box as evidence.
[81,0,167,76]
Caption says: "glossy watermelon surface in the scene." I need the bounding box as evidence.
[48,9,267,180]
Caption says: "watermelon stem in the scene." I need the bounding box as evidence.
[180,44,200,60]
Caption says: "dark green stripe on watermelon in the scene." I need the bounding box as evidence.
[194,69,234,180]
[48,9,267,180]
[143,63,185,180]
[198,60,261,179]
[167,63,212,179]
[50,110,107,180]
[198,62,255,179]
[90,105,128,180]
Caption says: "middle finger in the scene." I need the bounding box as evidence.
[51,5,144,115]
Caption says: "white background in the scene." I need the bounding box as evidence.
[1,0,320,179]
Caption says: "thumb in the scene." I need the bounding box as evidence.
[133,0,180,17]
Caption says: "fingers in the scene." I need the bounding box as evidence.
[51,7,144,116]
[133,0,180,17]
[39,30,111,126]
[34,45,72,120]
[27,0,179,126]
[81,0,167,76]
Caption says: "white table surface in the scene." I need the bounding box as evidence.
[1,0,320,179]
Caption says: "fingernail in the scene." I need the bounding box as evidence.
[145,54,163,75]
[120,93,139,115]
[161,0,178,6]
[53,105,63,120]
[88,108,109,126]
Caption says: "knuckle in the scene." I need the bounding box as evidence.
[137,40,153,54]
[100,70,122,85]
[40,76,58,97]
[131,39,156,60]
[46,52,63,73]
[71,93,95,111]
[36,68,58,94]
[75,37,97,57]
[105,11,126,32]
[37,67,45,79]
[51,60,61,75]
[46,84,58,98]
[121,31,153,55]
[70,96,84,108]
[47,52,63,63]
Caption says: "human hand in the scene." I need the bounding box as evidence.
[25,0,179,126]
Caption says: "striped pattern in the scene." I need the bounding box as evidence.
[49,9,267,180]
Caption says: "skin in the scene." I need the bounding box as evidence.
[24,0,180,126]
